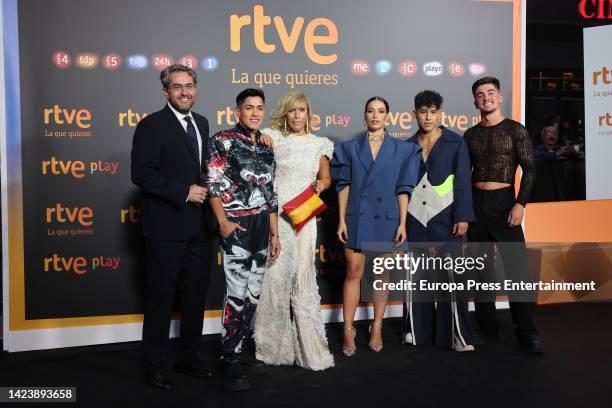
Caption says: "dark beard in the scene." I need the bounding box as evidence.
[169,100,192,114]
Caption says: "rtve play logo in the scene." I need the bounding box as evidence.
[41,157,119,178]
[230,4,339,65]
[44,254,121,275]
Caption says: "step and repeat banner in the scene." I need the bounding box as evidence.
[2,0,522,351]
[584,24,612,200]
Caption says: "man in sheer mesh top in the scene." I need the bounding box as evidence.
[464,76,543,354]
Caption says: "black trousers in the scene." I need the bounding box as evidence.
[141,234,211,369]
[468,186,537,340]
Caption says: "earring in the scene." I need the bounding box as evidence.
[306,119,309,134]
[363,119,366,126]
[284,118,287,134]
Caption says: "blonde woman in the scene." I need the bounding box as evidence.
[254,90,334,370]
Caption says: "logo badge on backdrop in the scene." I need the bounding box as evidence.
[398,60,417,77]
[103,54,122,71]
[469,63,487,76]
[179,55,198,69]
[448,62,465,77]
[76,53,98,69]
[127,55,148,70]
[202,57,219,71]
[52,51,72,69]
[351,60,370,75]
[375,60,392,76]
[151,54,174,71]
[423,62,443,76]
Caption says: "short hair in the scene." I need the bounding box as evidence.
[160,64,197,89]
[414,90,444,110]
[471,76,501,96]
[268,90,315,135]
[541,126,558,138]
[364,96,389,113]
[236,88,265,107]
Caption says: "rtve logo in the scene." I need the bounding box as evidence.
[120,205,140,223]
[598,112,612,127]
[118,109,148,127]
[46,203,94,226]
[44,105,92,129]
[230,4,338,65]
[593,66,611,85]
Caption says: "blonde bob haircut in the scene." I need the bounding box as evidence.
[268,90,315,136]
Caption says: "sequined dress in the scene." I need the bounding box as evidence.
[254,128,334,371]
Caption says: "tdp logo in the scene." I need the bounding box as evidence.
[230,4,338,65]
[44,105,91,129]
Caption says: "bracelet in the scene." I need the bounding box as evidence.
[270,233,279,238]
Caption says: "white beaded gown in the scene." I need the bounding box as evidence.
[254,127,334,371]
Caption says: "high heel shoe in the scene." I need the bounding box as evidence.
[342,326,357,357]
[368,322,383,352]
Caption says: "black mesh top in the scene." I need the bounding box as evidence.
[464,118,535,206]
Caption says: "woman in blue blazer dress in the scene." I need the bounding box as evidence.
[330,97,419,356]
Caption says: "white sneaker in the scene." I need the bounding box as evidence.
[403,332,413,345]
[453,336,475,352]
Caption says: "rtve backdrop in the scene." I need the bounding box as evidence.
[9,0,516,328]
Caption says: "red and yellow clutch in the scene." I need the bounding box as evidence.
[282,185,327,232]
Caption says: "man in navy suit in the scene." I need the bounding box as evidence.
[131,64,214,390]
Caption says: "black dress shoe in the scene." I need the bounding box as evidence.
[146,368,173,390]
[518,334,544,354]
[174,360,215,378]
[222,359,250,392]
[241,354,269,375]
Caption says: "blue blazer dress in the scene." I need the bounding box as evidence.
[330,133,420,250]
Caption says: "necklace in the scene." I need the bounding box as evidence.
[368,132,383,141]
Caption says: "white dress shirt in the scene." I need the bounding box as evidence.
[167,102,202,165]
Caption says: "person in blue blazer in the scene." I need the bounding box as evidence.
[331,96,419,356]
[404,90,476,352]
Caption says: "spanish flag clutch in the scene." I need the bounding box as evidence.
[282,185,327,232]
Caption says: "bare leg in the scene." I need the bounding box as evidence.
[370,267,389,351]
[342,249,365,355]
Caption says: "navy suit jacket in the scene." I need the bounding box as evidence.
[131,105,215,240]
[331,133,420,250]
[406,127,475,242]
